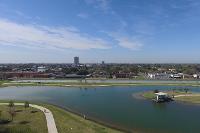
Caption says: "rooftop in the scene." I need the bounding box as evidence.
[155,92,168,96]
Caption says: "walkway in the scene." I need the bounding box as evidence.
[0,103,58,133]
[174,94,200,98]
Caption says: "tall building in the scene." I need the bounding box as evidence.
[74,56,79,66]
[101,61,105,67]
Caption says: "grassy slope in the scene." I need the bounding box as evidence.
[42,104,122,133]
[0,101,122,133]
[2,79,200,87]
[2,81,200,87]
[0,105,47,133]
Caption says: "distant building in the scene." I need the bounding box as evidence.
[147,73,170,79]
[101,61,105,67]
[169,68,176,72]
[170,73,194,79]
[37,66,46,73]
[112,72,136,79]
[0,72,50,79]
[74,56,79,66]
[193,74,200,79]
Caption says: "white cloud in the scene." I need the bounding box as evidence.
[106,32,143,50]
[0,19,110,50]
[115,37,143,50]
[84,0,111,12]
[77,13,89,19]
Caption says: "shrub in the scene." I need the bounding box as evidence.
[154,89,159,93]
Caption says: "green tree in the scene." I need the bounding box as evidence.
[77,69,89,75]
[154,89,159,93]
[184,88,189,94]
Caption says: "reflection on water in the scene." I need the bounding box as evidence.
[152,102,168,110]
[0,86,200,133]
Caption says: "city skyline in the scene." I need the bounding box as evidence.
[0,0,200,63]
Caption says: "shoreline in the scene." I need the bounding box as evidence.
[1,79,200,88]
[44,103,130,133]
[1,84,200,133]
[2,81,200,87]
[0,100,126,133]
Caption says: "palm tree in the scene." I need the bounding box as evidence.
[8,101,14,108]
[8,101,14,111]
[0,110,2,120]
[172,88,175,98]
[24,101,30,109]
[8,108,16,122]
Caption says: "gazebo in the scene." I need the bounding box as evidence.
[155,92,169,102]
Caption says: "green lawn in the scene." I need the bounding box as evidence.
[142,91,156,99]
[0,101,123,133]
[175,96,200,104]
[2,79,200,87]
[142,90,193,99]
[0,105,47,133]
[142,90,200,105]
[42,104,123,133]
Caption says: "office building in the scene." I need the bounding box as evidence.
[74,56,79,66]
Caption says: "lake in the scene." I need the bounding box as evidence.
[0,86,200,133]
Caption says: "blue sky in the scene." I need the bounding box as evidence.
[0,0,200,63]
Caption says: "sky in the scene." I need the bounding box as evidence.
[0,0,200,63]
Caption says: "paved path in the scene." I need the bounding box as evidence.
[174,94,200,98]
[0,103,58,133]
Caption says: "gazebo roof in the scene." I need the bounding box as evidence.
[155,92,167,96]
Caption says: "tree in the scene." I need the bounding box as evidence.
[24,101,30,109]
[154,89,159,93]
[172,88,176,98]
[130,66,139,75]
[8,101,14,109]
[0,110,2,119]
[8,109,16,122]
[184,88,189,94]
[77,69,89,75]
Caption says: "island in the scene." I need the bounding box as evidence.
[142,89,200,104]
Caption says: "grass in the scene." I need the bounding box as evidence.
[142,90,193,99]
[0,105,47,133]
[41,104,123,133]
[142,89,200,105]
[142,91,156,99]
[2,80,200,87]
[0,101,122,133]
[1,79,200,88]
[142,89,193,99]
[175,96,200,104]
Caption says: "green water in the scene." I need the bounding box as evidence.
[0,86,200,133]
